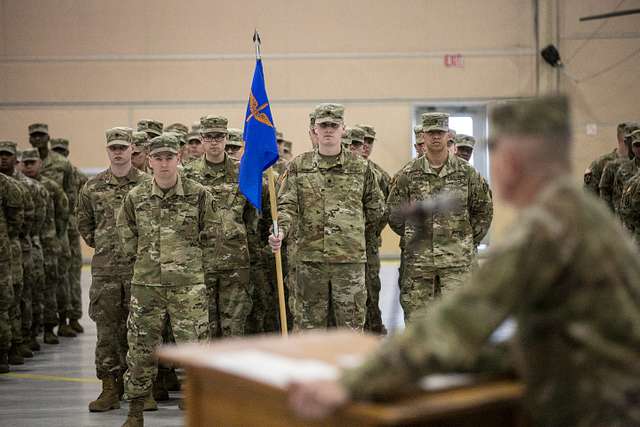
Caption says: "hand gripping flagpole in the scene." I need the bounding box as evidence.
[254,30,288,336]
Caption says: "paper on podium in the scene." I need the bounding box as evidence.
[206,350,344,388]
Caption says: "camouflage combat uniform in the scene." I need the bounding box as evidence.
[277,139,385,330]
[183,116,256,338]
[78,161,148,382]
[583,149,617,195]
[598,123,640,212]
[387,115,493,321]
[117,136,213,400]
[342,177,640,427]
[611,157,640,215]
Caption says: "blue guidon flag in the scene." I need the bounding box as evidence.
[239,56,279,211]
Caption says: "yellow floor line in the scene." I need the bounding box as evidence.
[2,372,100,384]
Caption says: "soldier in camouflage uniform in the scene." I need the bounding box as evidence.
[183,115,256,338]
[0,173,22,372]
[283,140,293,162]
[454,134,476,162]
[0,142,32,364]
[28,123,78,337]
[413,125,425,156]
[165,123,189,165]
[387,112,493,321]
[130,131,149,172]
[184,122,204,164]
[50,138,88,334]
[619,130,640,241]
[117,134,212,427]
[269,104,385,331]
[77,127,149,412]
[599,123,640,213]
[289,95,640,427]
[21,149,69,345]
[354,124,390,334]
[584,122,634,195]
[225,128,244,160]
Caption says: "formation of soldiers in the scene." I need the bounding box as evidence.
[0,125,87,375]
[1,104,492,427]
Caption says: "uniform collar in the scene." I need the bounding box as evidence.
[201,152,233,176]
[151,174,184,198]
[106,166,142,185]
[419,152,462,176]
[312,147,345,169]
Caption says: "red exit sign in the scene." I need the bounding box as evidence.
[444,54,464,68]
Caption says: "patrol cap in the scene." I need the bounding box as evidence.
[630,129,640,146]
[148,134,179,155]
[105,127,133,147]
[448,129,457,143]
[490,95,570,140]
[21,148,40,161]
[28,123,49,135]
[186,132,201,143]
[283,140,292,153]
[200,115,228,134]
[276,130,284,142]
[0,140,17,155]
[165,122,189,135]
[131,131,149,151]
[413,125,424,136]
[346,127,365,144]
[354,124,376,140]
[314,103,344,125]
[137,119,163,137]
[50,138,70,151]
[455,134,476,148]
[623,122,640,139]
[226,128,244,148]
[165,131,186,146]
[191,121,201,133]
[421,113,449,132]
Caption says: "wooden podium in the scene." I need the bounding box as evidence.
[158,330,525,427]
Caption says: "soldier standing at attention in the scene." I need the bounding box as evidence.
[117,134,212,427]
[0,172,22,373]
[184,122,204,164]
[599,123,640,212]
[584,122,634,194]
[225,128,245,160]
[130,131,149,172]
[28,123,77,338]
[268,103,385,331]
[454,134,476,162]
[288,95,640,427]
[21,149,69,346]
[413,125,425,156]
[50,138,87,334]
[183,115,256,338]
[77,127,149,413]
[618,130,640,241]
[387,112,493,321]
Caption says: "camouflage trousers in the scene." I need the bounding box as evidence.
[363,250,384,334]
[42,246,59,326]
[89,276,131,380]
[400,264,471,322]
[205,268,253,338]
[0,256,13,351]
[245,262,277,334]
[67,216,83,320]
[30,239,45,337]
[124,284,208,399]
[292,262,366,331]
[20,248,34,340]
[56,246,71,321]
[10,240,23,345]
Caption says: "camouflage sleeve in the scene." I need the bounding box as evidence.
[468,171,493,246]
[583,159,600,194]
[63,162,77,214]
[4,179,24,238]
[19,184,35,239]
[363,164,386,239]
[341,218,554,401]
[52,184,70,239]
[620,179,640,236]
[599,164,616,210]
[76,185,96,248]
[116,193,138,260]
[276,164,298,240]
[31,186,47,237]
[197,188,218,248]
[244,196,260,263]
[386,171,409,237]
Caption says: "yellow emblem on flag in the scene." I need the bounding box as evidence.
[246,93,274,128]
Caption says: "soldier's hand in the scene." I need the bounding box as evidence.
[268,231,284,252]
[288,379,350,419]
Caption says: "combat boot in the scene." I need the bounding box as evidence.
[57,320,77,338]
[69,319,84,333]
[18,342,33,358]
[121,398,144,427]
[30,334,41,352]
[89,376,121,412]
[152,374,169,401]
[143,393,158,411]
[8,344,24,365]
[43,325,59,345]
[165,368,181,391]
[0,351,10,373]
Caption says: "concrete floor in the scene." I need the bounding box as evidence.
[0,263,404,427]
